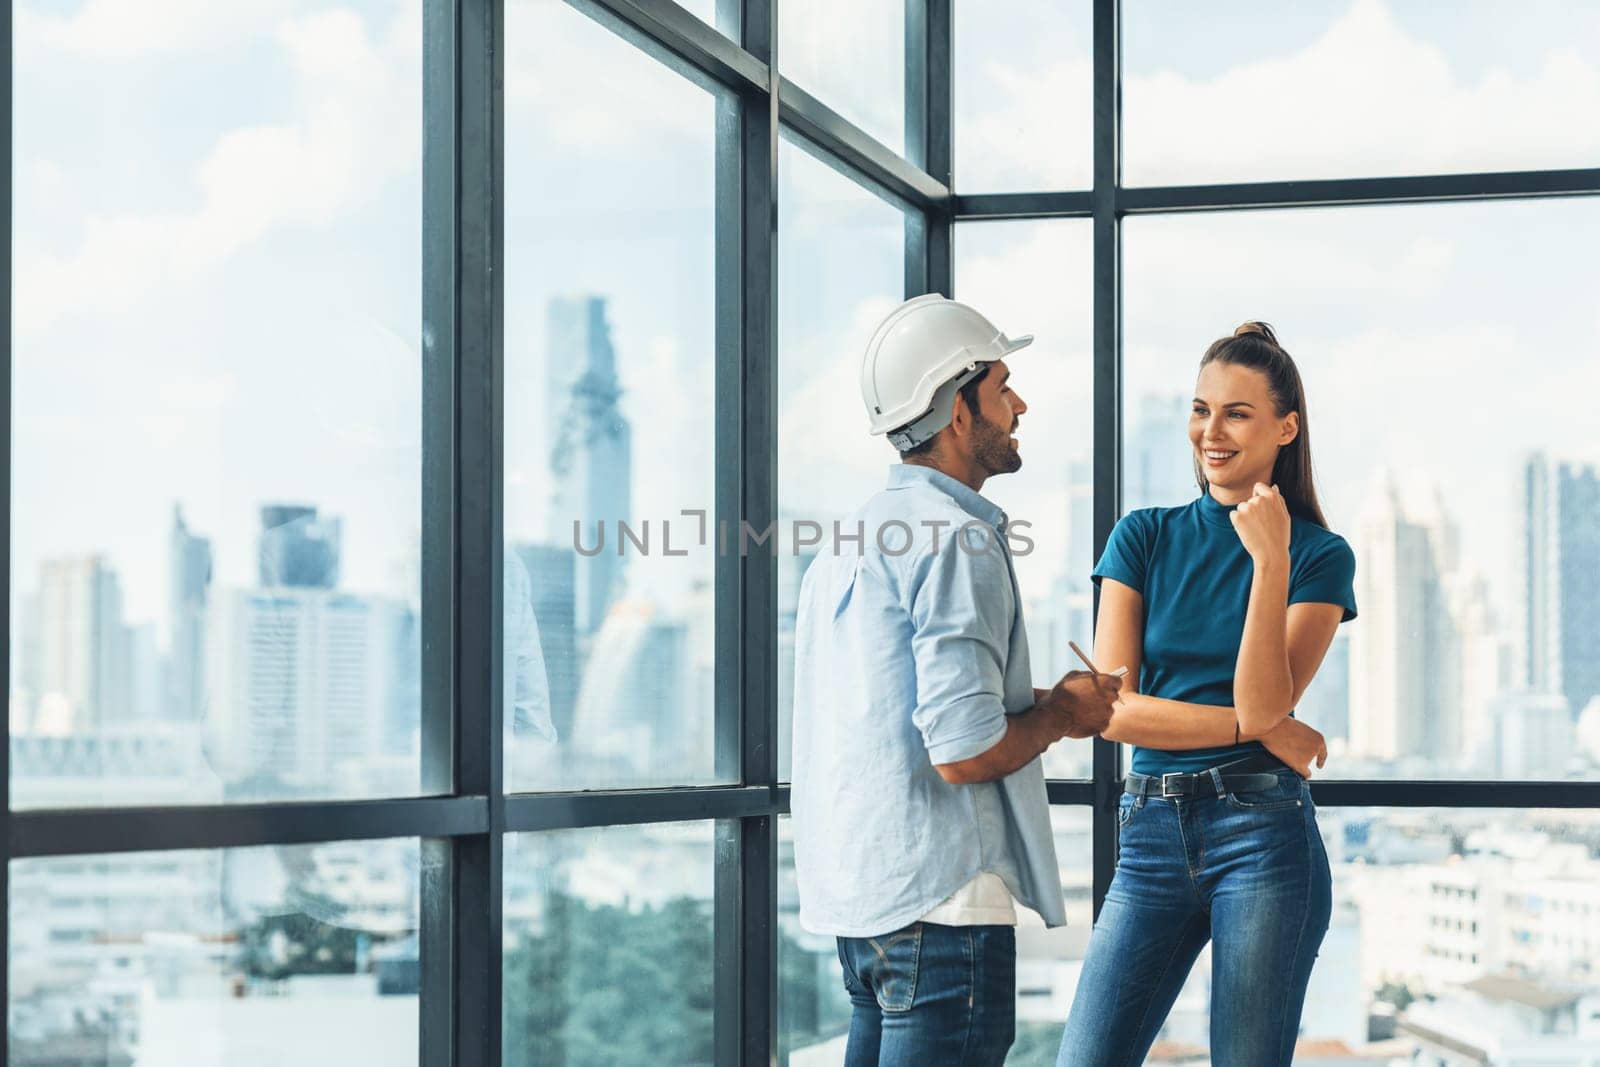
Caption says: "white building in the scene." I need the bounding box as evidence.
[1350,476,1457,762]
[207,587,410,790]
[1514,453,1600,720]
[1494,692,1576,779]
[1401,977,1600,1067]
[25,556,134,731]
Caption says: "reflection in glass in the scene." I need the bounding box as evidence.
[955,0,1093,192]
[504,0,720,791]
[779,0,905,154]
[8,840,421,1066]
[776,137,905,782]
[955,221,1095,779]
[1123,2,1600,185]
[1125,200,1600,781]
[503,822,717,1065]
[10,1,424,807]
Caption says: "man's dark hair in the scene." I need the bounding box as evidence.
[897,365,990,459]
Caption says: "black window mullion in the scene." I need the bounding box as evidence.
[904,0,951,299]
[735,3,780,1064]
[1090,0,1122,922]
[1,0,13,1030]
[711,3,748,1054]
[711,0,778,1063]
[419,0,503,1065]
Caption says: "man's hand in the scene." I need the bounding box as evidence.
[1038,669,1121,740]
[1259,717,1328,778]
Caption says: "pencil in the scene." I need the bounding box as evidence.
[1068,640,1128,678]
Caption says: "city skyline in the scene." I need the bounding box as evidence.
[8,0,1599,1062]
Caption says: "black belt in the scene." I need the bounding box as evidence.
[1125,755,1287,799]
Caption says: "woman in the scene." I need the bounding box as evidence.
[1057,322,1356,1066]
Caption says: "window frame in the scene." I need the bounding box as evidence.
[5,1,1600,1064]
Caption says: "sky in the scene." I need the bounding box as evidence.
[10,0,1600,660]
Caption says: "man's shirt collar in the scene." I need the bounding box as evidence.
[886,463,1008,531]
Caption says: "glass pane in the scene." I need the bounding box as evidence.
[1011,807,1095,1064]
[778,816,852,1064]
[504,0,721,791]
[672,0,732,40]
[776,136,906,782]
[779,808,1094,1066]
[1124,200,1600,780]
[955,221,1095,779]
[779,0,905,155]
[955,0,1092,192]
[1140,808,1600,1059]
[10,2,423,807]
[503,822,717,1065]
[9,840,420,1065]
[1124,2,1600,185]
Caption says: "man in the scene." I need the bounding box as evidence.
[791,294,1120,1065]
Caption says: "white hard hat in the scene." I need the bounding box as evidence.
[860,294,1033,451]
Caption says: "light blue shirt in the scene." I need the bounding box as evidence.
[791,464,1065,937]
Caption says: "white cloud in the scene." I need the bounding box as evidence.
[505,0,708,153]
[16,4,420,337]
[1123,0,1600,184]
[16,0,300,57]
[958,57,1093,192]
[778,292,902,516]
[779,0,904,152]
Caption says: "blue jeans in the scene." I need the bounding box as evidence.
[836,921,1015,1066]
[1058,771,1332,1067]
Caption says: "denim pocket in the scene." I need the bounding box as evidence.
[1223,774,1305,812]
[1117,793,1140,828]
[865,923,923,1013]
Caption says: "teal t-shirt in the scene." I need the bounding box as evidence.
[1092,492,1358,776]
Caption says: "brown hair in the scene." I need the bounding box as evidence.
[898,365,990,459]
[1195,321,1329,528]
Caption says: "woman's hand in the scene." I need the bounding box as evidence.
[1230,482,1291,564]
[1259,717,1327,779]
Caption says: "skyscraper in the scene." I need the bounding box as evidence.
[545,297,632,636]
[1299,627,1350,746]
[27,556,131,731]
[1494,692,1575,778]
[208,587,407,790]
[258,504,342,590]
[1126,392,1195,512]
[1348,475,1458,761]
[169,505,213,721]
[567,600,688,779]
[1515,453,1600,717]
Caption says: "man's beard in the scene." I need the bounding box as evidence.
[970,407,1021,475]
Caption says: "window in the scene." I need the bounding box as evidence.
[775,135,906,782]
[954,220,1096,778]
[7,2,1598,1064]
[503,0,723,792]
[11,0,424,807]
[1152,809,1599,1060]
[780,0,906,155]
[10,841,420,1064]
[502,823,717,1064]
[1124,200,1600,780]
[955,0,1093,191]
[1123,2,1600,185]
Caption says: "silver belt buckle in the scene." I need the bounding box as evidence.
[1161,772,1184,797]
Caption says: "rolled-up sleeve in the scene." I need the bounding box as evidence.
[906,531,1013,765]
